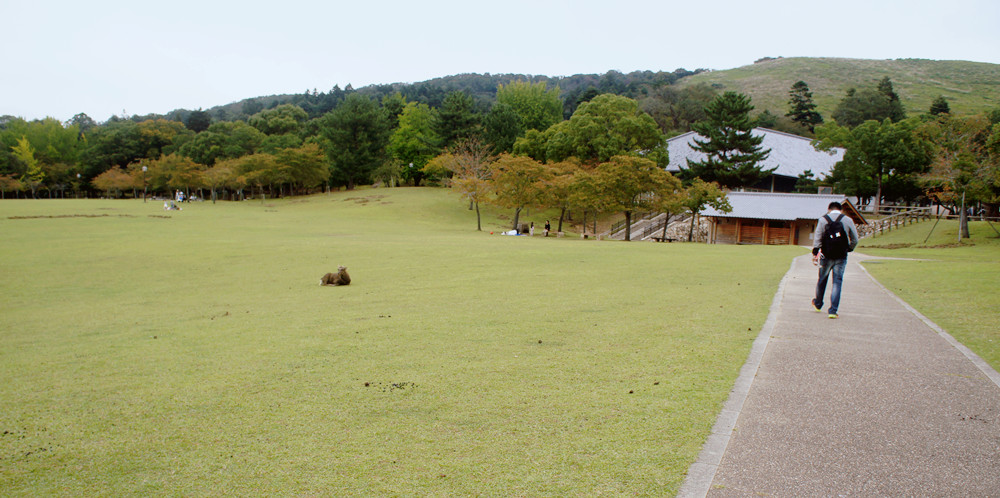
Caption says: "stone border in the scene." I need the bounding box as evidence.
[855,259,1000,390]
[676,256,798,497]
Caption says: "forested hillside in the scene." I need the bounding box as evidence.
[202,69,705,122]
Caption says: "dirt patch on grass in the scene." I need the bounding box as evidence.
[343,195,388,205]
[7,214,137,220]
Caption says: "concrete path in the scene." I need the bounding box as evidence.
[680,253,1000,497]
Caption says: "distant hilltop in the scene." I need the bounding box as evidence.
[140,57,996,124]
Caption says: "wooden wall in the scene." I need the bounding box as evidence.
[711,218,809,245]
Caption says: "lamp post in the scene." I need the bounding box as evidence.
[142,165,148,203]
[76,173,81,199]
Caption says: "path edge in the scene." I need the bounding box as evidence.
[676,255,801,498]
[855,257,1000,390]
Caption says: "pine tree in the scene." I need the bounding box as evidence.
[877,77,906,122]
[785,81,823,132]
[929,95,951,115]
[681,92,774,190]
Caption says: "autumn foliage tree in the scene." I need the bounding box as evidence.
[586,155,680,241]
[446,138,495,231]
[91,167,136,198]
[490,154,550,231]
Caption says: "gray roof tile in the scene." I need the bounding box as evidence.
[667,128,844,179]
[702,192,866,224]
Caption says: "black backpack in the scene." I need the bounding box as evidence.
[821,213,850,259]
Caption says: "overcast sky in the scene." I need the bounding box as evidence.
[3,0,999,123]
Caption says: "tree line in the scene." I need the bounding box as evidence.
[3,71,999,242]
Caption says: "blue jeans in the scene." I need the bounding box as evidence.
[814,256,847,315]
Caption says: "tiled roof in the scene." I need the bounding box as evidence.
[666,128,844,179]
[702,192,865,224]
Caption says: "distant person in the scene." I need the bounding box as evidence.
[544,220,551,237]
[812,201,859,319]
[529,222,534,236]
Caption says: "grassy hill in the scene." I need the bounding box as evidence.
[677,57,1000,118]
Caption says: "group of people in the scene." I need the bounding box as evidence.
[527,220,554,237]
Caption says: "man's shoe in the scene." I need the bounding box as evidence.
[812,299,822,312]
[828,313,838,319]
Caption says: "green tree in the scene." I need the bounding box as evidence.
[815,118,932,212]
[11,136,44,198]
[832,78,906,128]
[276,143,328,194]
[639,83,717,133]
[137,119,192,158]
[529,94,668,166]
[680,179,731,242]
[388,102,441,185]
[681,91,774,189]
[68,113,97,136]
[435,91,480,148]
[653,174,687,241]
[917,114,998,238]
[495,80,563,133]
[381,92,407,130]
[483,102,522,154]
[589,155,680,241]
[147,153,203,196]
[186,109,212,133]
[786,81,823,133]
[537,159,581,233]
[247,104,309,135]
[321,94,391,189]
[177,121,266,166]
[201,161,234,203]
[0,117,82,167]
[929,96,951,116]
[490,154,550,230]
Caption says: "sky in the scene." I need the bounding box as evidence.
[3,0,999,123]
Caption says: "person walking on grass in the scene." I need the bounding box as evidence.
[812,201,859,319]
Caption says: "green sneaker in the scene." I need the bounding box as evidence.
[811,299,822,312]
[828,313,838,319]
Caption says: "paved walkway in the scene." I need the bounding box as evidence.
[680,253,1000,497]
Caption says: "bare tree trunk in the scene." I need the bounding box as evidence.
[959,191,969,240]
[558,207,566,232]
[624,211,632,241]
[688,212,697,242]
[475,202,481,231]
[512,207,522,231]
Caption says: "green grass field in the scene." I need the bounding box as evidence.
[858,218,1000,370]
[1,189,800,495]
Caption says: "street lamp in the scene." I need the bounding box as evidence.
[76,173,81,199]
[142,165,148,203]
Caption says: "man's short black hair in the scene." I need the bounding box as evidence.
[828,201,843,210]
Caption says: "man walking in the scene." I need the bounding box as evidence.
[812,201,859,319]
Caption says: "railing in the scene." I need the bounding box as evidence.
[862,207,934,238]
[606,212,653,237]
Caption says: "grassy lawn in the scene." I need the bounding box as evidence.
[858,218,1000,370]
[0,188,799,495]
